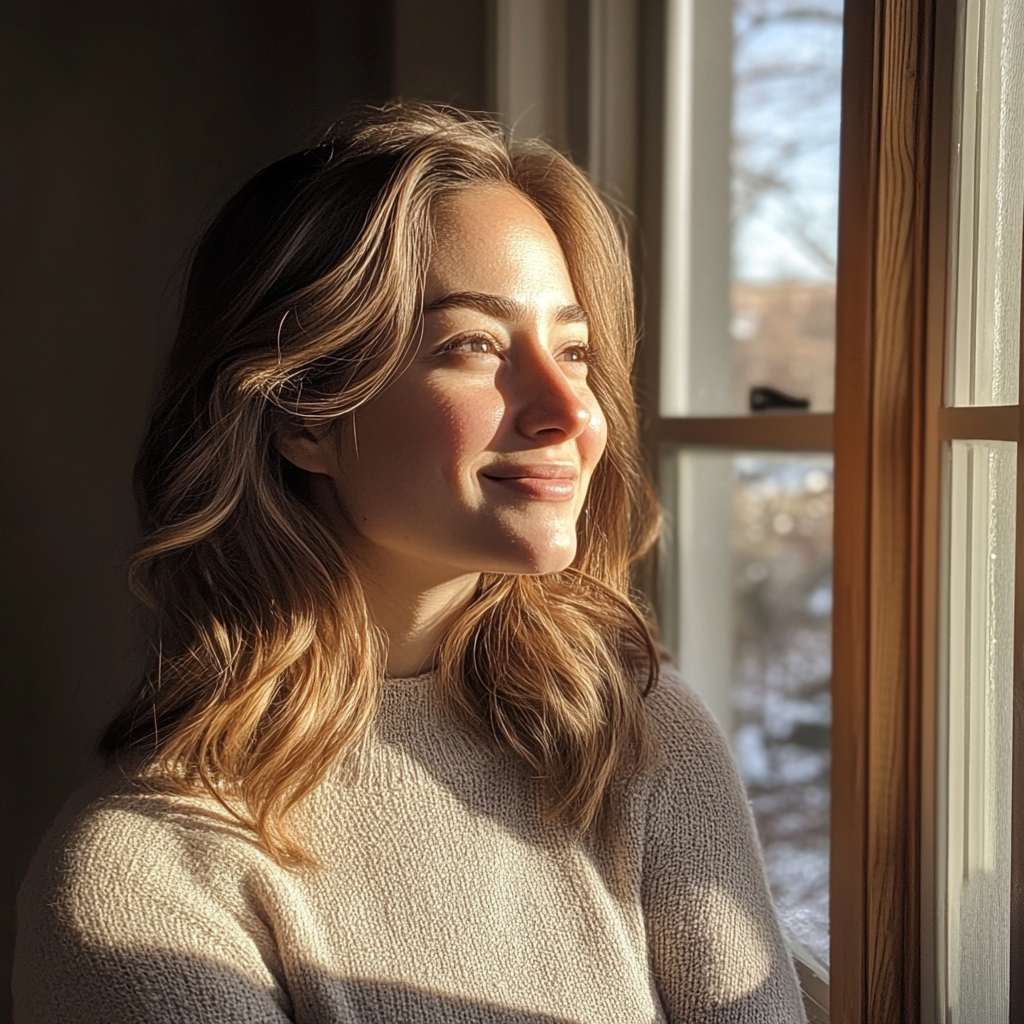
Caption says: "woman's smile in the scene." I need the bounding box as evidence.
[479,462,579,500]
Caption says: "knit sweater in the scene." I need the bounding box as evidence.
[14,670,807,1024]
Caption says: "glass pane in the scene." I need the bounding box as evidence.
[939,440,1016,1022]
[948,0,1024,407]
[660,449,833,970]
[661,0,842,416]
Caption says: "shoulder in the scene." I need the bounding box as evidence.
[15,770,291,1022]
[636,668,808,1021]
[644,664,741,785]
[637,664,757,850]
[17,768,280,958]
[26,769,264,885]
[644,663,725,738]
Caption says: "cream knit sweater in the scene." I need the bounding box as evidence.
[15,670,807,1023]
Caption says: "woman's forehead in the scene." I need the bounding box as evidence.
[425,185,576,306]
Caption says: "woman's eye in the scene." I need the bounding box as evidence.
[443,335,499,356]
[561,344,590,364]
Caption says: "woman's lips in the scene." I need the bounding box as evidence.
[480,464,578,501]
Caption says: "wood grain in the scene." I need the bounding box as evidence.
[870,0,931,1019]
[830,0,876,1012]
[832,0,934,1019]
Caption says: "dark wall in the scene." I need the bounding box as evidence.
[394,0,490,109]
[318,0,395,119]
[0,5,322,1015]
[1,2,493,1015]
[0,2,500,1018]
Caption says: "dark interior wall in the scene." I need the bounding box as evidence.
[394,0,490,109]
[0,2,399,1018]
[317,0,395,120]
[1,2,494,1016]
[1,2,493,1017]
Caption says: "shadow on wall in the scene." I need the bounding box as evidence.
[1,2,319,1016]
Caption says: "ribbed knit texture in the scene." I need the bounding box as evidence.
[15,671,807,1023]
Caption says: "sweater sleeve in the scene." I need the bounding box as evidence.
[14,782,294,1024]
[640,674,807,1024]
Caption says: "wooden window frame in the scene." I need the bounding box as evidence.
[828,0,933,1017]
[830,0,1021,1018]
[638,0,1021,1019]
[635,0,952,1020]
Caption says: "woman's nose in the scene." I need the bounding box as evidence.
[510,347,593,443]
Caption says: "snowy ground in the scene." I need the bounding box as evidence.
[729,459,833,966]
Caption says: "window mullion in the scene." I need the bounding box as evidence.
[655,413,834,451]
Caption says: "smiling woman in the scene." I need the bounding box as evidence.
[13,104,805,1024]
[278,184,609,661]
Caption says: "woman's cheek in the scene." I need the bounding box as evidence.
[435,387,506,458]
[580,403,608,470]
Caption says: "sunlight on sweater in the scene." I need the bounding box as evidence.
[702,885,774,1000]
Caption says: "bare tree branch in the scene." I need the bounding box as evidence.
[731,0,842,278]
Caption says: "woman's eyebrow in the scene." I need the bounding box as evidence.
[424,291,590,325]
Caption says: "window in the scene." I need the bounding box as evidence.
[490,0,1023,1018]
[658,1,841,998]
[929,0,1023,1017]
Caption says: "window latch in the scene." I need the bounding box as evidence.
[749,386,811,413]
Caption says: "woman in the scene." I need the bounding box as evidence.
[15,104,805,1023]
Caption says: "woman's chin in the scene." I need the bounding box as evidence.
[498,535,578,576]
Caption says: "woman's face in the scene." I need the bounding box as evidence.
[287,183,607,582]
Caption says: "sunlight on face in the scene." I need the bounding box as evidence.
[327,183,608,583]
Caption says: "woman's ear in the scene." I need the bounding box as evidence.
[273,418,336,476]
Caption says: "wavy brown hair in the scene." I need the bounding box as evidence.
[102,103,662,865]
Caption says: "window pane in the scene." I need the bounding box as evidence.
[661,0,842,416]
[660,449,833,970]
[939,440,1016,1022]
[948,0,1024,407]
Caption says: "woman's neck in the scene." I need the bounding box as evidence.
[303,475,481,676]
[355,558,480,678]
